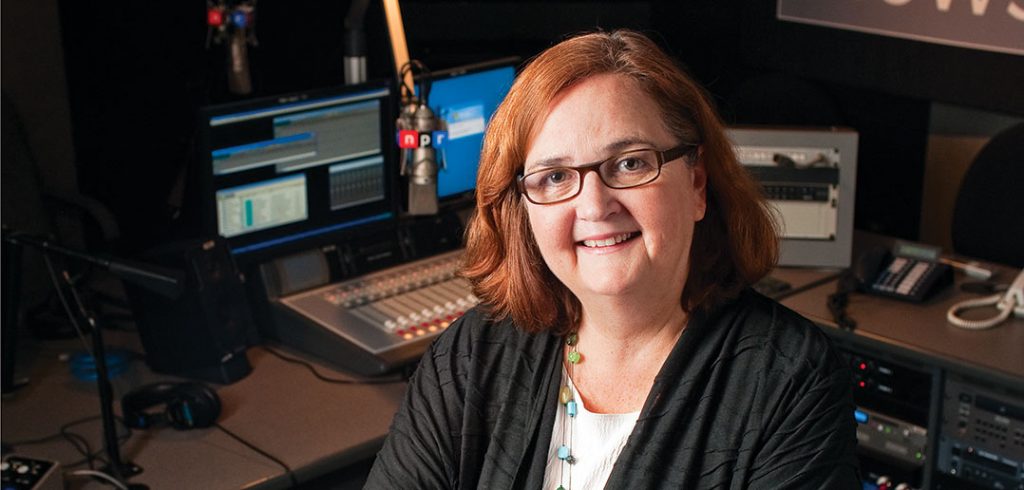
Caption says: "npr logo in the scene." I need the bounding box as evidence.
[397,129,448,149]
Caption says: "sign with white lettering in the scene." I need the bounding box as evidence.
[778,0,1024,56]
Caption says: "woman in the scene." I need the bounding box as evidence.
[367,30,859,489]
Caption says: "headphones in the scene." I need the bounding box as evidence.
[121,382,222,430]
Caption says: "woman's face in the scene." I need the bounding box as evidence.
[523,74,706,303]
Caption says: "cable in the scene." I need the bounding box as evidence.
[7,415,134,470]
[214,423,298,487]
[60,426,95,469]
[826,270,859,331]
[397,60,431,103]
[8,415,97,468]
[259,346,406,385]
[827,290,856,331]
[7,428,93,469]
[947,293,1014,330]
[63,429,133,470]
[5,430,72,447]
[66,469,129,490]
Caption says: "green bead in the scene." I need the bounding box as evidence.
[559,385,573,405]
[557,486,565,490]
[567,350,581,364]
[566,332,578,346]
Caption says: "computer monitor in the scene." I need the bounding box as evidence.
[196,80,398,263]
[727,126,858,269]
[420,58,517,203]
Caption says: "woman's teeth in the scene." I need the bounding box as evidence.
[581,232,634,248]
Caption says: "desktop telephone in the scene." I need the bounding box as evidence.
[852,245,953,303]
[948,268,1024,330]
[827,245,953,331]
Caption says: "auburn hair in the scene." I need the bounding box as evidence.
[463,29,778,333]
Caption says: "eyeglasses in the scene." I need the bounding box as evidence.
[516,143,697,205]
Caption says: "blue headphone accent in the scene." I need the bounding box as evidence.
[121,382,221,430]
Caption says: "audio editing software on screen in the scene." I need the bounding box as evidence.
[199,81,397,259]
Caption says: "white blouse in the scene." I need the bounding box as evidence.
[542,368,641,490]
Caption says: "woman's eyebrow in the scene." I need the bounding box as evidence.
[526,156,572,170]
[603,138,656,153]
[525,138,657,171]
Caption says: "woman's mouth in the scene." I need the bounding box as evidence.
[578,232,639,248]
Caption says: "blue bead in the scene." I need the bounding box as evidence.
[557,445,570,460]
[567,400,578,418]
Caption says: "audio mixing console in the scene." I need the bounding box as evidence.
[264,249,479,375]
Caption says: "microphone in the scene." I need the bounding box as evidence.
[396,65,446,215]
[206,1,257,96]
[343,0,370,85]
[3,232,185,300]
[227,26,253,95]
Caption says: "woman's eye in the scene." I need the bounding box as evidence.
[544,170,569,185]
[618,157,648,171]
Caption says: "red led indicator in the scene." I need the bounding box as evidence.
[859,362,867,370]
[858,380,866,388]
[207,9,224,26]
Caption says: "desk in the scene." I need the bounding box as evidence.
[2,265,842,489]
[781,245,1024,386]
[5,250,1020,489]
[2,332,406,489]
[779,233,1024,489]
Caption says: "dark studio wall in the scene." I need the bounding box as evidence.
[11,1,1023,256]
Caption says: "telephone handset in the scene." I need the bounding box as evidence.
[853,246,953,303]
[948,268,1024,330]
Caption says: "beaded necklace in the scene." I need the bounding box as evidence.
[556,331,581,490]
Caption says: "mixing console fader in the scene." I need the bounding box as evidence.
[266,250,479,375]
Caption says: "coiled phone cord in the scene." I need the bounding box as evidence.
[947,293,1015,330]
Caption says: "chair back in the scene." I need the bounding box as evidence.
[951,122,1024,268]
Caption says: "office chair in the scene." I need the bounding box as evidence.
[1,92,121,252]
[951,122,1024,268]
[2,92,125,337]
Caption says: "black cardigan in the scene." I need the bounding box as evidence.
[366,290,860,489]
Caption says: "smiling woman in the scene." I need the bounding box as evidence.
[366,30,861,490]
[520,73,706,322]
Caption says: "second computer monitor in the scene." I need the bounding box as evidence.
[197,80,398,263]
[424,58,517,202]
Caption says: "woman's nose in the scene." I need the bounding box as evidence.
[574,171,620,221]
